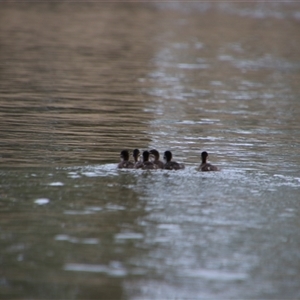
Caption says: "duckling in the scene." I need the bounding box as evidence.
[198,151,219,171]
[163,150,185,170]
[141,150,158,170]
[117,150,134,169]
[149,149,164,169]
[133,148,143,169]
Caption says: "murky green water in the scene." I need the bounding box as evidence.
[1,3,300,299]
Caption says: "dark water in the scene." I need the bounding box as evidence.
[1,3,300,299]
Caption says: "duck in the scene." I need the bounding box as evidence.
[117,150,134,169]
[141,150,158,170]
[133,148,143,169]
[163,150,185,170]
[198,151,219,171]
[149,149,164,169]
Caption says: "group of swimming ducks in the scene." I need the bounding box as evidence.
[117,149,219,171]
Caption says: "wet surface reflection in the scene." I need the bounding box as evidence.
[1,2,300,299]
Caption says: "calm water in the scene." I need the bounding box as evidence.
[1,3,300,299]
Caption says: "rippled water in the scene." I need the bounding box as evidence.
[1,3,300,299]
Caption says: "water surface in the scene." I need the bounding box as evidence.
[1,3,300,299]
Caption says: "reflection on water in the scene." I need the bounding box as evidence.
[0,3,158,167]
[1,2,300,299]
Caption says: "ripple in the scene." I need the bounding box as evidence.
[64,210,95,215]
[106,204,126,211]
[180,269,248,281]
[34,198,50,205]
[48,182,64,186]
[177,63,209,69]
[115,233,144,240]
[55,235,99,245]
[64,262,127,277]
